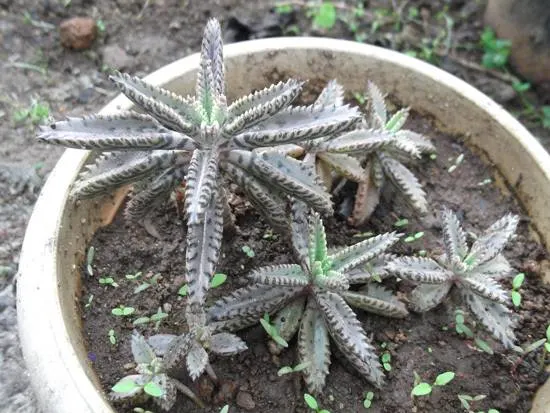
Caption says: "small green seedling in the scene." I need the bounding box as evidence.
[521,324,550,371]
[96,19,106,33]
[381,352,392,372]
[111,305,135,317]
[304,393,330,413]
[480,27,511,69]
[113,378,163,398]
[260,313,288,348]
[458,394,487,412]
[178,273,227,296]
[99,277,118,288]
[133,408,154,413]
[84,294,94,309]
[86,246,95,276]
[133,273,161,294]
[277,362,309,376]
[125,271,142,280]
[132,307,169,330]
[404,231,424,243]
[219,406,229,413]
[14,99,50,125]
[310,2,336,30]
[411,371,455,397]
[393,218,409,228]
[511,273,525,308]
[363,391,374,409]
[543,106,550,129]
[448,153,464,174]
[108,329,117,345]
[454,310,494,354]
[241,245,255,258]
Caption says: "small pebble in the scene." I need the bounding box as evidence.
[59,17,97,50]
[236,391,256,411]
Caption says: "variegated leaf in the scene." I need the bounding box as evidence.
[201,19,225,99]
[208,285,301,322]
[314,129,394,154]
[38,112,197,150]
[384,137,422,160]
[148,334,177,357]
[315,79,345,108]
[185,149,219,224]
[385,107,409,132]
[110,73,198,133]
[386,256,453,283]
[316,291,384,387]
[317,152,366,183]
[210,333,248,356]
[395,130,436,153]
[248,264,309,287]
[230,104,361,148]
[342,285,408,318]
[185,186,224,306]
[227,150,332,215]
[163,331,196,370]
[227,79,303,119]
[72,151,179,198]
[409,282,452,312]
[308,212,328,268]
[224,79,303,135]
[124,167,185,222]
[442,208,469,263]
[317,271,350,291]
[460,290,517,348]
[462,275,509,304]
[222,162,288,231]
[349,164,381,226]
[379,154,428,214]
[270,297,306,354]
[346,254,398,284]
[330,232,400,274]
[110,374,145,400]
[367,81,387,128]
[298,298,331,393]
[152,374,177,411]
[186,342,209,381]
[131,331,156,364]
[290,199,311,267]
[470,255,513,280]
[467,214,519,267]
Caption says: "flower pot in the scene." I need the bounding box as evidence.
[17,37,550,413]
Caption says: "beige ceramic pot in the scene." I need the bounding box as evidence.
[17,37,550,413]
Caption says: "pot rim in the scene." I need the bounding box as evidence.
[17,36,550,413]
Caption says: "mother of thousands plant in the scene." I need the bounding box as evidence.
[37,19,361,309]
[208,201,408,392]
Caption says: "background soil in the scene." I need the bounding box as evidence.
[1,1,549,413]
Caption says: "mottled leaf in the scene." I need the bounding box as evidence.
[467,214,519,267]
[367,81,387,128]
[248,264,309,287]
[386,256,452,283]
[408,282,452,312]
[210,333,248,355]
[185,149,219,224]
[131,331,156,364]
[342,285,408,318]
[442,208,468,263]
[186,342,209,381]
[163,331,196,370]
[148,334,177,357]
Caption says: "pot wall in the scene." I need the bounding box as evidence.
[17,37,550,413]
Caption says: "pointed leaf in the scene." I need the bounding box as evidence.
[342,285,408,318]
[131,330,156,364]
[467,214,519,267]
[38,112,197,150]
[210,333,248,355]
[144,381,164,397]
[298,298,331,393]
[470,255,513,280]
[346,253,398,284]
[330,232,400,273]
[201,18,225,98]
[462,275,509,304]
[163,331,196,370]
[461,290,517,348]
[316,291,385,387]
[315,79,345,107]
[395,130,436,153]
[349,163,381,226]
[185,149,219,224]
[380,155,428,214]
[442,209,469,262]
[317,153,367,183]
[148,334,177,356]
[248,264,309,287]
[291,199,311,267]
[409,282,453,312]
[315,129,394,154]
[111,376,142,396]
[186,342,209,380]
[386,257,452,283]
[367,81,387,128]
[152,376,177,411]
[385,108,409,132]
[309,213,328,266]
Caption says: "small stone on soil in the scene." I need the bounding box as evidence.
[236,390,256,411]
[101,44,133,70]
[59,17,97,50]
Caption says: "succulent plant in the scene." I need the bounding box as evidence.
[37,19,361,307]
[349,82,436,225]
[208,201,407,392]
[386,209,519,348]
[110,331,204,410]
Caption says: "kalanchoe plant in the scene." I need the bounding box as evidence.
[349,82,436,225]
[110,331,204,410]
[208,201,407,392]
[386,208,519,348]
[36,18,361,309]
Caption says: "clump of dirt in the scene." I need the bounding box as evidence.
[82,110,550,413]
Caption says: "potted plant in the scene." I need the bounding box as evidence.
[18,19,550,413]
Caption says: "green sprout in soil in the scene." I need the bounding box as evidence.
[14,99,50,125]
[112,305,135,317]
[219,406,229,413]
[133,408,155,413]
[403,231,424,243]
[393,218,409,228]
[133,307,169,330]
[108,329,117,345]
[516,324,550,372]
[260,313,288,348]
[447,153,464,174]
[458,394,499,413]
[178,273,227,297]
[380,351,391,372]
[99,276,118,288]
[86,246,95,276]
[277,362,309,377]
[480,27,511,70]
[511,272,525,308]
[304,393,330,413]
[241,245,255,258]
[454,309,494,355]
[411,371,455,397]
[84,294,94,309]
[363,391,374,409]
[131,272,161,294]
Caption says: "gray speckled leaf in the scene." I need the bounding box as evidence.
[315,79,345,107]
[396,130,436,153]
[386,256,452,283]
[298,298,331,393]
[163,331,196,370]
[314,129,394,154]
[185,149,219,224]
[186,342,209,381]
[462,274,509,304]
[316,291,384,387]
[349,163,381,226]
[248,264,309,287]
[131,331,156,364]
[342,284,408,318]
[460,289,517,348]
[346,253,397,284]
[210,333,248,355]
[470,255,513,280]
[442,209,469,263]
[290,199,311,267]
[330,232,400,274]
[317,152,366,183]
[148,334,177,357]
[152,374,177,411]
[367,81,387,128]
[409,282,453,312]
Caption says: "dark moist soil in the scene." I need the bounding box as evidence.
[82,102,550,413]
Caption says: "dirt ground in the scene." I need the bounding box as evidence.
[1,0,549,412]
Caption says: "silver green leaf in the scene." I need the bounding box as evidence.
[408,282,453,312]
[185,149,219,224]
[209,333,248,356]
[131,331,156,364]
[186,342,209,381]
[248,264,309,287]
[366,81,387,128]
[163,331,196,370]
[290,199,311,267]
[386,256,453,283]
[316,291,384,387]
[148,334,178,357]
[341,285,408,318]
[442,208,469,263]
[315,79,345,108]
[462,275,509,304]
[470,255,513,280]
[298,298,331,393]
[152,375,177,411]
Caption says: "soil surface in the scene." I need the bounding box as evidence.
[2,1,550,413]
[84,110,550,413]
